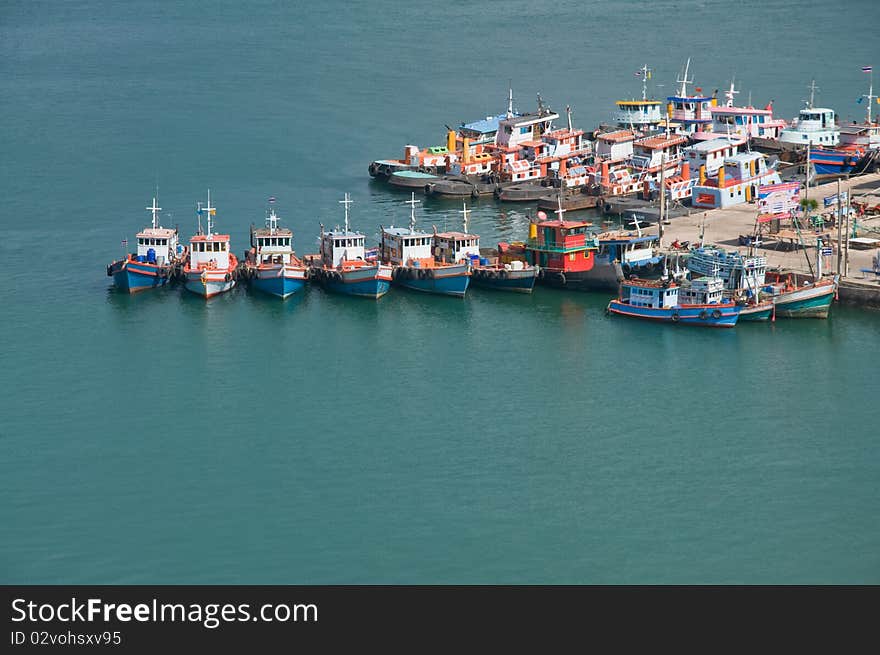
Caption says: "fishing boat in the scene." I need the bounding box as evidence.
[107,196,180,293]
[760,272,836,318]
[708,80,786,143]
[245,200,308,299]
[665,59,716,136]
[523,197,600,289]
[811,72,880,176]
[685,245,772,321]
[182,191,237,299]
[444,203,538,293]
[610,65,664,134]
[779,81,839,147]
[589,225,663,291]
[607,276,740,327]
[310,194,393,299]
[381,193,470,297]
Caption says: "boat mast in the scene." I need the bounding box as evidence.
[640,64,651,101]
[459,201,470,234]
[146,197,162,230]
[566,105,572,132]
[724,78,739,107]
[554,193,566,222]
[339,192,353,233]
[405,192,420,233]
[677,58,692,98]
[196,201,203,235]
[806,79,818,109]
[506,81,514,119]
[863,68,875,124]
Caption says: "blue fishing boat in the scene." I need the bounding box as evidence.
[381,193,470,297]
[607,276,740,327]
[245,201,308,299]
[310,193,393,299]
[588,224,663,291]
[438,202,538,293]
[107,197,180,293]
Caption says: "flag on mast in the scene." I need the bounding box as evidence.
[862,66,873,73]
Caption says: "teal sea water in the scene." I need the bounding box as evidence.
[1,0,879,583]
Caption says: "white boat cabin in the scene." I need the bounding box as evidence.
[321,229,366,267]
[136,228,178,265]
[190,234,231,270]
[613,100,663,132]
[252,208,295,265]
[433,231,480,264]
[686,246,767,291]
[679,276,726,305]
[136,198,178,265]
[594,129,636,163]
[631,133,688,171]
[381,227,433,266]
[621,281,679,308]
[779,107,839,146]
[683,136,745,179]
[495,108,559,150]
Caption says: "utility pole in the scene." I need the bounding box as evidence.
[845,187,851,278]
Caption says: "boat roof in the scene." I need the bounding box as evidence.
[191,233,230,242]
[668,95,713,102]
[392,170,440,179]
[596,232,658,244]
[712,105,772,115]
[598,129,637,143]
[622,277,676,288]
[435,231,480,240]
[136,227,176,238]
[460,114,508,134]
[325,228,364,238]
[840,124,879,134]
[253,227,292,237]
[635,134,688,149]
[383,226,432,238]
[543,128,585,139]
[799,107,835,113]
[536,219,593,229]
[616,99,661,106]
[724,152,764,164]
[685,136,746,152]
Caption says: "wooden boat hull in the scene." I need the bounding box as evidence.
[772,283,835,318]
[108,258,171,293]
[607,300,740,327]
[471,266,537,293]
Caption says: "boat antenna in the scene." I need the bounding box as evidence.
[863,66,875,124]
[806,79,819,109]
[340,192,353,233]
[146,196,162,230]
[677,58,692,98]
[566,105,573,132]
[405,192,420,233]
[204,189,215,238]
[507,81,514,118]
[459,202,471,234]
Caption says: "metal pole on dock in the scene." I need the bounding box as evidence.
[845,188,851,277]
[836,179,843,274]
[658,152,665,244]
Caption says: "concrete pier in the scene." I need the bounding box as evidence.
[656,173,880,306]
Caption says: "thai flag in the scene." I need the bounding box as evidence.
[863,66,873,73]
[268,196,276,203]
[634,71,642,77]
[121,238,128,246]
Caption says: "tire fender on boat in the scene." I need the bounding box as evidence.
[225,273,232,282]
[712,309,722,319]
[671,311,680,322]
[471,187,479,198]
[699,309,708,320]
[557,272,566,286]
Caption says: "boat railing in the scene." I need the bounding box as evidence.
[526,237,599,252]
